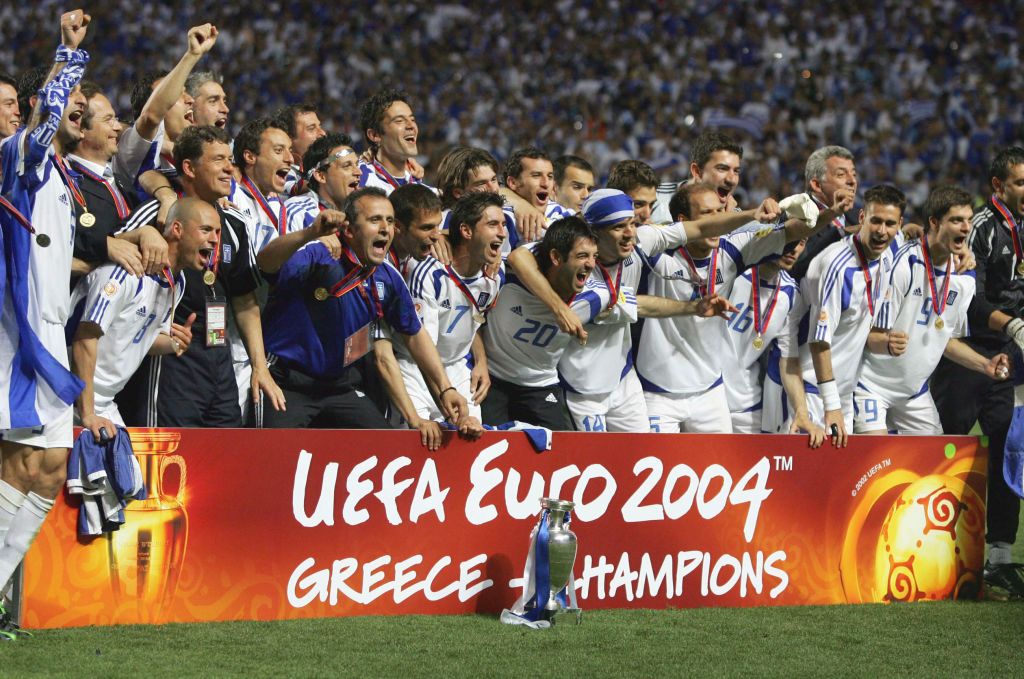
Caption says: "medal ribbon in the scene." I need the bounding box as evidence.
[371,160,419,189]
[991,195,1024,274]
[597,261,623,311]
[240,176,288,235]
[852,237,878,317]
[444,265,494,314]
[750,266,781,340]
[53,154,88,209]
[70,161,130,218]
[205,224,222,284]
[677,246,719,297]
[162,265,180,321]
[329,247,383,318]
[919,238,952,319]
[0,196,36,234]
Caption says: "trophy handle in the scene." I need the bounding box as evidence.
[159,454,187,504]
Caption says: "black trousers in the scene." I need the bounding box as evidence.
[262,359,391,429]
[481,376,571,431]
[116,344,241,427]
[932,353,1019,545]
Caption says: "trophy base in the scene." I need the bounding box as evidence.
[541,607,583,626]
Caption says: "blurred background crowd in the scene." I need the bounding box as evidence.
[2,0,1019,215]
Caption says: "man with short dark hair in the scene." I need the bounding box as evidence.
[230,116,294,252]
[285,132,362,234]
[652,131,744,223]
[553,154,595,213]
[0,73,19,140]
[435,146,518,255]
[608,159,659,224]
[273,103,325,197]
[357,89,423,195]
[932,146,1024,597]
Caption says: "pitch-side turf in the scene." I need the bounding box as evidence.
[2,513,1022,678]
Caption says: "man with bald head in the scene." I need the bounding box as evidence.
[70,197,221,438]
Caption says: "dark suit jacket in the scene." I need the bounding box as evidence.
[69,160,131,264]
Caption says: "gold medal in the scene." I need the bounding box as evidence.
[934,317,944,330]
[1017,262,1024,277]
[203,270,216,286]
[472,311,485,324]
[313,287,329,301]
[752,336,765,350]
[79,212,96,228]
[35,233,51,247]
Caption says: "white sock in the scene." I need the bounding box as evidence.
[0,481,27,547]
[988,542,1013,566]
[0,492,54,591]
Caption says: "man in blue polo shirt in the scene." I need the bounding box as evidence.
[261,187,469,429]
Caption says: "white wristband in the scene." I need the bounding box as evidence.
[818,380,841,412]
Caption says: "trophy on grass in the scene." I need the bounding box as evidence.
[501,497,582,628]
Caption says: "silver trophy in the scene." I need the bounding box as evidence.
[532,497,582,623]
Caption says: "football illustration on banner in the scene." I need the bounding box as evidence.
[839,443,986,603]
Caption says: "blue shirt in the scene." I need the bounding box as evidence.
[263,242,421,379]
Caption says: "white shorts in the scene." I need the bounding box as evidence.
[760,378,787,433]
[567,368,649,432]
[730,407,762,434]
[400,360,481,423]
[75,400,126,429]
[852,384,941,435]
[1,402,73,449]
[645,382,733,433]
[234,358,252,417]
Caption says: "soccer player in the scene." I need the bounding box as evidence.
[389,183,443,270]
[500,147,571,240]
[0,9,90,634]
[854,185,1008,435]
[0,73,19,140]
[637,184,815,433]
[482,217,608,430]
[382,192,501,443]
[261,187,470,430]
[720,239,816,437]
[508,189,739,433]
[357,89,423,195]
[69,198,220,438]
[651,131,744,223]
[230,117,294,253]
[273,103,325,196]
[553,155,595,213]
[932,147,1024,596]
[790,145,859,281]
[285,132,362,234]
[781,184,903,446]
[185,71,229,131]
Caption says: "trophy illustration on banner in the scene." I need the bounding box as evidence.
[107,429,189,623]
[501,497,582,628]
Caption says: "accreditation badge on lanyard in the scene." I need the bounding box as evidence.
[343,321,372,367]
[205,295,227,347]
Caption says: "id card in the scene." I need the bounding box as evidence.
[206,298,227,347]
[343,322,372,367]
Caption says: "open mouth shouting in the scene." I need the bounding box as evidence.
[535,190,549,208]
[370,235,390,262]
[214,116,228,129]
[198,246,214,268]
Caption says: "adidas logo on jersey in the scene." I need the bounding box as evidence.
[1003,246,1012,256]
[441,299,452,310]
[545,392,558,403]
[59,193,69,206]
[511,305,523,316]
[135,306,147,317]
[912,287,922,296]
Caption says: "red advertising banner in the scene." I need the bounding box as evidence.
[21,429,986,628]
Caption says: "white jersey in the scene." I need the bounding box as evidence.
[400,256,503,367]
[357,160,436,196]
[637,224,788,394]
[784,234,899,398]
[651,181,682,225]
[441,207,522,257]
[719,268,800,413]
[858,240,974,399]
[69,264,184,414]
[557,221,691,395]
[228,178,282,253]
[484,274,609,388]
[545,200,574,220]
[284,191,323,235]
